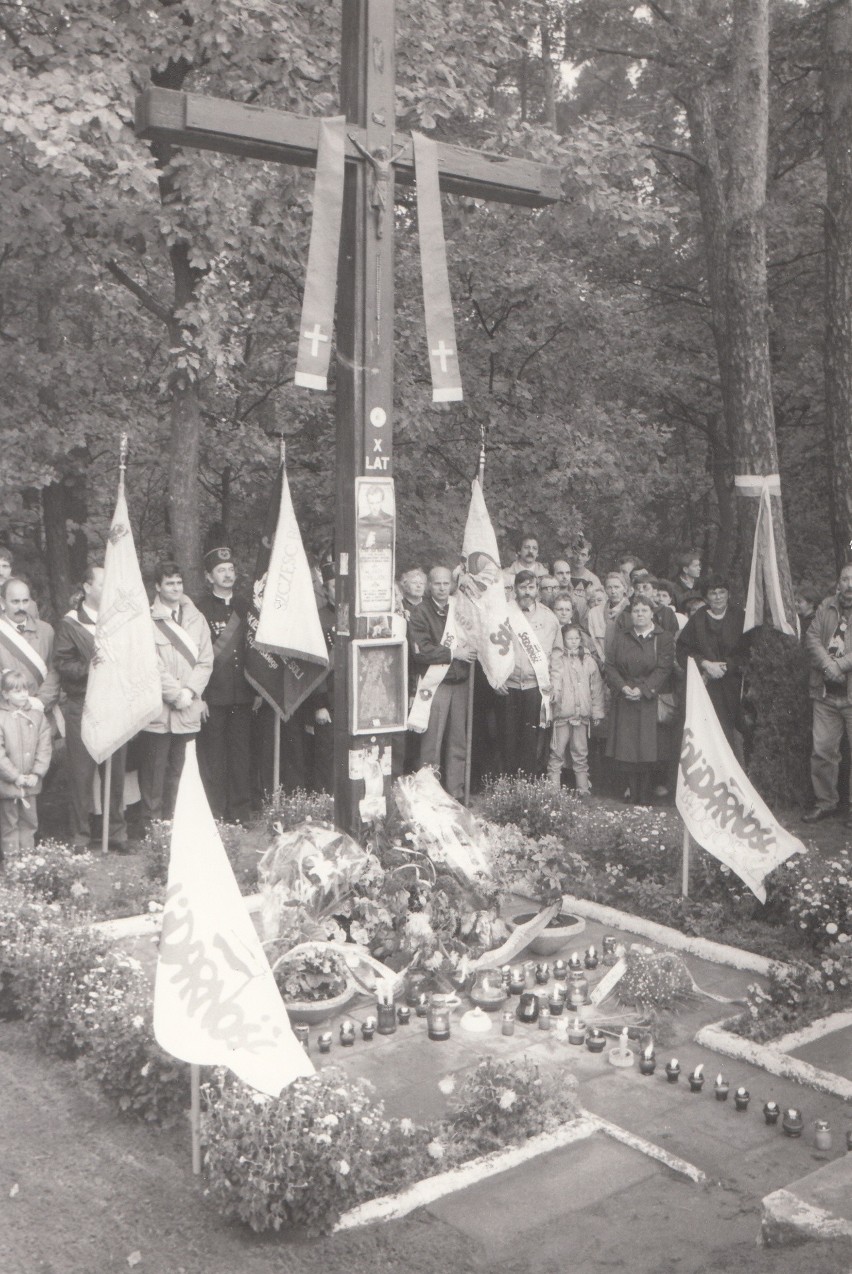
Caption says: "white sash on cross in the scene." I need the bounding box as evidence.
[0,618,48,682]
[508,603,553,725]
[407,600,459,733]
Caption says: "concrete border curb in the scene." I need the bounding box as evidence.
[333,1111,705,1232]
[561,894,782,975]
[695,1018,852,1100]
[92,893,263,940]
[761,1187,852,1243]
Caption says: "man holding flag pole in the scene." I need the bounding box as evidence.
[81,435,162,852]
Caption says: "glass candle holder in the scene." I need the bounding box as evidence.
[427,997,451,1041]
[339,1020,356,1046]
[501,1009,515,1037]
[584,945,598,970]
[318,1031,333,1054]
[782,1108,804,1138]
[814,1120,832,1151]
[516,991,540,1025]
[639,1053,656,1076]
[376,999,397,1035]
[535,962,550,985]
[548,985,566,1015]
[414,992,429,1018]
[688,1067,705,1093]
[602,935,617,957]
[763,1101,780,1125]
[509,966,526,995]
[665,1059,680,1083]
[538,1006,551,1031]
[294,1024,310,1054]
[397,1005,411,1026]
[714,1076,730,1102]
[734,1087,750,1112]
[568,1018,586,1045]
[553,959,568,981]
[586,1028,606,1053]
[361,1016,376,1041]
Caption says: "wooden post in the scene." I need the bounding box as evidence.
[190,1063,201,1174]
[681,824,690,897]
[273,710,281,794]
[463,440,486,806]
[100,755,112,854]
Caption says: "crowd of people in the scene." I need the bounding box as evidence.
[0,528,850,855]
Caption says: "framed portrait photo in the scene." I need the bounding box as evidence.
[349,637,408,734]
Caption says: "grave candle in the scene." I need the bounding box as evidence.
[318,1031,333,1054]
[516,990,539,1024]
[608,1025,634,1068]
[548,984,566,1015]
[639,1039,656,1075]
[501,1009,515,1037]
[361,1016,377,1040]
[619,1028,629,1060]
[339,1020,356,1046]
[584,945,598,970]
[414,992,429,1018]
[665,1058,680,1084]
[568,1017,586,1045]
[535,962,550,985]
[427,997,451,1041]
[553,1016,568,1040]
[782,1108,804,1138]
[509,966,526,995]
[586,1027,606,1053]
[763,1100,780,1125]
[714,1074,730,1101]
[734,1086,750,1112]
[397,1005,411,1025]
[538,1005,551,1031]
[553,959,568,981]
[602,935,617,957]
[568,951,583,971]
[523,961,537,989]
[688,1064,705,1093]
[814,1120,832,1151]
[376,997,397,1035]
[294,1024,310,1054]
[500,965,512,989]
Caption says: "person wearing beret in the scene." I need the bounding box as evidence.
[194,547,254,824]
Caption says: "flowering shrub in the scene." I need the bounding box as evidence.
[264,787,335,829]
[202,1068,437,1235]
[3,840,92,905]
[143,819,255,890]
[202,1057,581,1235]
[731,951,852,1043]
[618,949,695,1010]
[443,1057,577,1157]
[479,776,581,841]
[764,851,852,952]
[272,948,349,1002]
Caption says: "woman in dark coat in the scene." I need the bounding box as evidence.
[604,595,676,804]
[676,574,750,749]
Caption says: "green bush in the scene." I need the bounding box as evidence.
[143,818,257,891]
[264,787,335,829]
[4,840,93,905]
[444,1057,577,1157]
[478,776,581,841]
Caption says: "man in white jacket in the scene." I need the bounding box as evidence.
[138,561,213,828]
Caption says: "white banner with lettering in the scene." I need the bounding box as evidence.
[676,659,806,902]
[154,743,313,1096]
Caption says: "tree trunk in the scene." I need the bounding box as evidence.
[823,0,852,572]
[166,241,204,596]
[540,14,557,130]
[726,0,795,617]
[40,483,72,619]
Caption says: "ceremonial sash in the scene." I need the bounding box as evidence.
[407,601,459,733]
[155,617,199,668]
[413,132,463,403]
[294,116,346,391]
[0,621,47,685]
[508,605,553,725]
[211,611,242,662]
[61,608,96,658]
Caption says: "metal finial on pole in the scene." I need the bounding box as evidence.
[477,423,486,485]
[118,433,129,490]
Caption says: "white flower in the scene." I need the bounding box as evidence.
[826,922,839,935]
[399,1117,415,1135]
[338,1159,350,1176]
[140,1062,151,1078]
[131,1015,144,1030]
[437,1075,456,1096]
[427,1140,444,1161]
[498,1089,517,1110]
[321,1113,339,1128]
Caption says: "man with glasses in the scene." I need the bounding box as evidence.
[803,564,852,824]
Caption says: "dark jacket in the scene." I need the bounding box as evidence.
[194,592,254,706]
[604,624,675,764]
[677,604,749,732]
[407,595,470,685]
[53,606,96,701]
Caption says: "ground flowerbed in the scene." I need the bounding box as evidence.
[202,1058,578,1236]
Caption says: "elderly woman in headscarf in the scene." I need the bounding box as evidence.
[604,592,675,805]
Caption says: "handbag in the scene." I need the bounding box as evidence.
[657,692,677,726]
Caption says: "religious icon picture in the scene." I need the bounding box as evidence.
[355,476,395,615]
[349,637,408,734]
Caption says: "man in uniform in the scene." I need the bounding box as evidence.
[54,565,128,849]
[195,547,254,823]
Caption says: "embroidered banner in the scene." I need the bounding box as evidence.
[454,477,515,690]
[413,132,463,403]
[676,658,805,902]
[294,116,346,391]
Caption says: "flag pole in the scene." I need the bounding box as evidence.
[273,711,282,793]
[463,434,486,806]
[190,1063,201,1174]
[681,823,690,897]
[100,432,129,855]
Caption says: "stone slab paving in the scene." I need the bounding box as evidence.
[790,1023,852,1082]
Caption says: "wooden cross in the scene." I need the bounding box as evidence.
[136,0,560,835]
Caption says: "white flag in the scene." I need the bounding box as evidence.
[736,475,797,637]
[154,744,314,1096]
[81,483,161,763]
[676,659,805,902]
[454,478,514,689]
[255,464,328,666]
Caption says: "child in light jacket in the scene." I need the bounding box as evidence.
[547,625,604,793]
[0,669,52,854]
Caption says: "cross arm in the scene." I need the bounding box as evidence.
[135,87,562,207]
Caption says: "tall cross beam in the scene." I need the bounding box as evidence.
[135,0,560,836]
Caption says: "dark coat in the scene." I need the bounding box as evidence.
[677,604,749,735]
[604,625,675,764]
[408,595,470,685]
[194,592,254,706]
